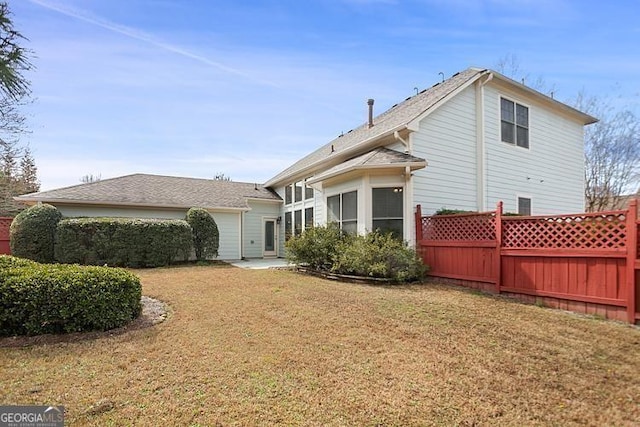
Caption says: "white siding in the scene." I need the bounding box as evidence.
[208,211,242,260]
[483,84,585,214]
[244,200,281,258]
[412,85,478,214]
[53,204,242,260]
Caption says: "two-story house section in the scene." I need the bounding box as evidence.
[266,68,597,251]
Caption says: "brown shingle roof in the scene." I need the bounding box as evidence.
[16,174,281,210]
[307,147,427,184]
[265,67,597,187]
[265,68,483,187]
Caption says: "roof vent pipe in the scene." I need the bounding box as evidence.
[367,99,374,128]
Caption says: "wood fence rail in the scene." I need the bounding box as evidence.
[0,217,12,255]
[415,200,639,324]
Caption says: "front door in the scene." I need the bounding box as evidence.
[264,218,277,257]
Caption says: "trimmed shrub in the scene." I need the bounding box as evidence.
[332,231,427,282]
[0,255,141,336]
[285,223,347,270]
[10,203,62,263]
[55,217,193,268]
[435,208,476,215]
[186,207,219,260]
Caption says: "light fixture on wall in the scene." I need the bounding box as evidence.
[276,216,282,224]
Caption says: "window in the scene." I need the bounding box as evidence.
[501,97,529,148]
[372,187,403,238]
[294,182,303,202]
[285,185,292,205]
[305,183,314,200]
[294,209,303,236]
[305,207,314,229]
[518,197,531,216]
[284,211,292,241]
[327,190,358,233]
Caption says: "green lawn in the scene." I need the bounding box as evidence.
[1,265,639,426]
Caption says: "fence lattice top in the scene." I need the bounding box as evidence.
[421,213,496,241]
[0,217,11,235]
[502,212,627,249]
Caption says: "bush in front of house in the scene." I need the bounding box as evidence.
[332,231,427,282]
[10,203,62,263]
[285,223,347,270]
[0,255,141,336]
[186,207,219,260]
[55,217,193,268]
[434,208,477,215]
[286,226,427,282]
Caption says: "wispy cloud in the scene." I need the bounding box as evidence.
[27,0,280,88]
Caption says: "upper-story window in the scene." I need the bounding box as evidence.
[501,97,529,149]
[294,182,303,202]
[285,185,292,205]
[305,181,314,200]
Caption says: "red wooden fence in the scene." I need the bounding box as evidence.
[416,200,639,324]
[0,217,12,255]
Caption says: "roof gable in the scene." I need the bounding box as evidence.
[265,68,483,187]
[16,174,281,211]
[307,147,427,185]
[265,67,597,188]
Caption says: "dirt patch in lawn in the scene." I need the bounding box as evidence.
[0,296,168,348]
[1,265,639,426]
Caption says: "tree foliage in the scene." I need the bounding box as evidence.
[0,2,32,101]
[576,93,640,211]
[10,203,62,263]
[185,207,219,260]
[0,2,37,216]
[494,54,640,212]
[80,173,102,183]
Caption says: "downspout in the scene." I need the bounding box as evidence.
[475,71,493,211]
[396,130,414,244]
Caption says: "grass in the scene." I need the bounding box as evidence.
[1,264,639,426]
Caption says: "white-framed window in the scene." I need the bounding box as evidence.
[327,190,358,234]
[304,179,314,200]
[285,185,292,205]
[372,187,403,238]
[294,181,303,202]
[501,97,529,149]
[518,197,531,216]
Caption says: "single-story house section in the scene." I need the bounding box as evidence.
[16,174,282,260]
[17,67,598,260]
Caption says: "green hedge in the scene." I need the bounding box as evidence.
[332,232,426,282]
[10,204,62,263]
[55,217,193,268]
[0,255,141,336]
[186,207,219,260]
[286,226,427,282]
[285,224,346,270]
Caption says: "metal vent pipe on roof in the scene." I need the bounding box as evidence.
[367,98,374,128]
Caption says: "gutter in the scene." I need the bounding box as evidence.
[14,197,251,213]
[306,160,427,186]
[264,124,407,188]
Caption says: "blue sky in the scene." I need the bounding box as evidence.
[11,0,640,190]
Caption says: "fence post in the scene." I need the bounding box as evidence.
[415,204,423,242]
[495,201,503,294]
[626,199,637,324]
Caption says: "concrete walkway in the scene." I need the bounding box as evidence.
[229,258,290,270]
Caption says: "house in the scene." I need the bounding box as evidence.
[17,67,597,259]
[16,174,281,260]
